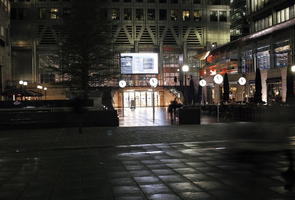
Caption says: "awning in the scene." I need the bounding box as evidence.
[266,77,281,83]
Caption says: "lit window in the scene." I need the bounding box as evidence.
[193,10,201,21]
[182,10,190,21]
[170,10,178,21]
[50,8,59,19]
[112,8,120,20]
[219,11,227,22]
[210,11,218,22]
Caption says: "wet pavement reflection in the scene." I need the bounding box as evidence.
[0,123,294,199]
[118,107,216,127]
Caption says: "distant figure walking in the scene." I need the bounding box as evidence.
[168,98,181,123]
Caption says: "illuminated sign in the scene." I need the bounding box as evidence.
[120,53,158,74]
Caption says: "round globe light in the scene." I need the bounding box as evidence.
[19,80,24,85]
[23,81,28,86]
[213,74,223,84]
[199,79,207,87]
[119,80,127,88]
[291,65,295,73]
[149,78,158,87]
[182,65,189,72]
[238,77,247,86]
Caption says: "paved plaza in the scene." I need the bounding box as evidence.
[118,107,216,127]
[0,122,295,199]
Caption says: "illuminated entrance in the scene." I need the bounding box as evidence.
[123,90,160,108]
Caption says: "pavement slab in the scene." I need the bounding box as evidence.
[0,123,295,199]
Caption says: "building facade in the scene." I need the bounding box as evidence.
[230,0,249,41]
[10,0,231,106]
[200,0,295,104]
[0,0,11,100]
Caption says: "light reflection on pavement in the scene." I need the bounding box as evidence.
[118,107,216,127]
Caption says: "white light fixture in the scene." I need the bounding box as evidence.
[119,80,127,88]
[238,77,247,86]
[199,79,207,87]
[213,74,223,84]
[291,65,295,73]
[182,65,189,72]
[23,81,28,86]
[37,85,43,89]
[19,80,24,85]
[44,87,47,91]
[149,78,158,88]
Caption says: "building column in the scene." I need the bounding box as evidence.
[32,40,37,83]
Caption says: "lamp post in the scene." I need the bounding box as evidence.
[182,64,189,86]
[149,78,158,122]
[119,80,127,117]
[44,87,47,100]
[238,77,247,102]
[213,74,224,122]
[37,85,43,100]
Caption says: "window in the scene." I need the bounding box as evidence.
[182,10,190,21]
[193,0,201,4]
[210,11,218,22]
[219,11,227,22]
[112,8,120,20]
[193,10,201,21]
[147,9,155,20]
[50,8,59,19]
[39,8,48,19]
[135,9,144,20]
[124,8,132,20]
[159,9,167,20]
[209,0,221,5]
[170,10,178,21]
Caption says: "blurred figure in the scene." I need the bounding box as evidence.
[168,98,182,123]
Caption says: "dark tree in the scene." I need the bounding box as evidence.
[286,65,294,104]
[254,67,262,103]
[59,0,116,99]
[223,73,229,102]
[188,76,195,105]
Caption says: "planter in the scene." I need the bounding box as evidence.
[178,106,201,125]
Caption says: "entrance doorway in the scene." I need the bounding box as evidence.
[123,90,160,108]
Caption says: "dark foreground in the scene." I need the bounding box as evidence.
[0,123,295,200]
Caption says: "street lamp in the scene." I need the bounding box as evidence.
[213,74,224,122]
[291,65,295,73]
[119,80,127,117]
[182,65,189,86]
[44,87,47,100]
[37,85,43,100]
[238,77,247,103]
[149,78,158,122]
